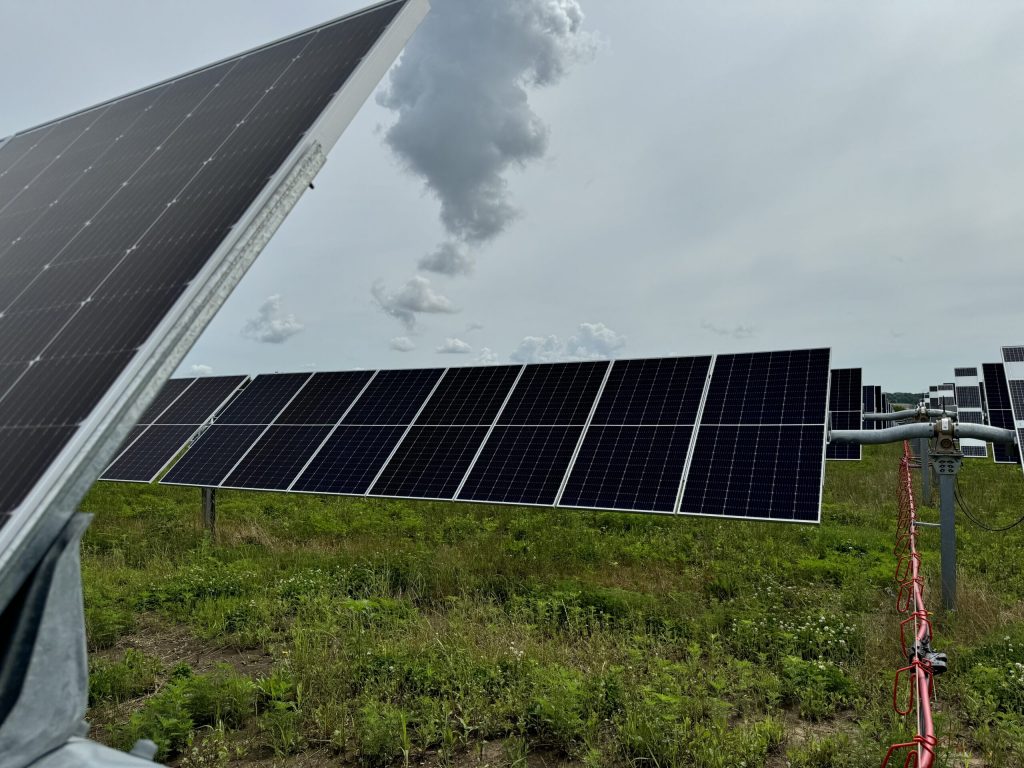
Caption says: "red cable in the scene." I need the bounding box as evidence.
[882,442,936,768]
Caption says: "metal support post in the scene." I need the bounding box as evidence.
[202,487,216,536]
[931,417,962,611]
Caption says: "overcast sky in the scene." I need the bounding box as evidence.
[3,1,1023,391]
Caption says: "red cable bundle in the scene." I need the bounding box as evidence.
[882,442,937,768]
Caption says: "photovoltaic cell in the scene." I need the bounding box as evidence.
[679,348,829,521]
[680,425,824,522]
[954,367,978,377]
[497,362,606,425]
[983,364,1011,411]
[0,0,412,538]
[161,424,266,486]
[155,376,246,424]
[1004,346,1024,363]
[1002,347,1024,473]
[216,373,311,424]
[222,425,332,490]
[291,425,408,495]
[700,349,829,425]
[589,357,711,425]
[559,425,693,513]
[826,368,862,461]
[370,425,490,499]
[458,426,584,505]
[341,368,442,424]
[101,424,199,482]
[415,365,520,425]
[1010,381,1024,415]
[101,374,246,482]
[275,370,374,424]
[956,387,981,409]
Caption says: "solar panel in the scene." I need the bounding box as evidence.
[983,363,1019,464]
[954,367,987,459]
[1001,347,1024,473]
[457,360,609,506]
[862,385,876,426]
[556,356,710,514]
[276,370,374,424]
[826,368,862,461]
[161,373,312,486]
[0,0,427,601]
[678,348,830,522]
[159,349,832,524]
[101,375,245,481]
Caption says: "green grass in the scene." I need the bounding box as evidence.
[79,444,1024,766]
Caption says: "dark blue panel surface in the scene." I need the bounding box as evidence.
[341,368,443,425]
[138,378,195,423]
[701,349,829,425]
[825,411,861,461]
[559,425,692,513]
[458,426,582,505]
[222,425,331,490]
[101,424,198,482]
[497,362,606,425]
[591,357,711,425]
[983,364,1011,411]
[292,425,408,495]
[216,373,310,424]
[155,375,245,424]
[161,424,265,486]
[276,370,374,424]
[0,0,406,519]
[416,365,520,425]
[370,425,489,499]
[680,424,824,522]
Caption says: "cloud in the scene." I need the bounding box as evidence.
[700,320,755,340]
[190,364,213,376]
[565,322,627,359]
[390,336,416,352]
[476,347,499,364]
[418,242,476,276]
[371,276,459,331]
[437,337,473,354]
[466,321,485,332]
[511,322,626,363]
[240,294,304,344]
[378,0,592,271]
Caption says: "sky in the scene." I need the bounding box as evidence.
[2,1,1023,392]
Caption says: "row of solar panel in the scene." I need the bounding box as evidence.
[1001,347,1024,473]
[103,349,831,522]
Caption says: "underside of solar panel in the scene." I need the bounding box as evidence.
[826,368,862,461]
[144,350,832,523]
[0,0,429,605]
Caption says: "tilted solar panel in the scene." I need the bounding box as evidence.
[101,374,245,481]
[826,368,862,461]
[679,348,830,522]
[1001,346,1024,473]
[954,367,987,459]
[0,0,428,604]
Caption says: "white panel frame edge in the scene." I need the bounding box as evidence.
[0,0,430,608]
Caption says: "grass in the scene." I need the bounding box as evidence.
[79,444,1024,767]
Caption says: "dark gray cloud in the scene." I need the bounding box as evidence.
[371,276,459,331]
[378,0,591,273]
[241,295,305,344]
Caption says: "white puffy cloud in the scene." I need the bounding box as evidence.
[389,336,416,352]
[511,322,626,363]
[437,337,473,354]
[190,364,213,376]
[371,276,459,331]
[240,294,304,344]
[476,347,500,365]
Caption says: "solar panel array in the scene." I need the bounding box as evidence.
[862,384,885,429]
[953,367,987,459]
[1001,347,1024,473]
[979,364,1018,464]
[138,349,832,522]
[0,0,425,594]
[826,368,862,461]
[101,375,246,481]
